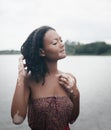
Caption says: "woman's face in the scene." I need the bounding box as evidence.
[41,29,66,61]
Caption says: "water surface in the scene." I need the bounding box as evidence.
[0,55,111,130]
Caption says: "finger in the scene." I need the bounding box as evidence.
[58,74,67,81]
[19,55,24,61]
[59,80,64,85]
[60,74,70,81]
[58,73,74,87]
[19,58,23,66]
[67,74,75,84]
[59,79,74,93]
[19,57,26,67]
[18,59,25,71]
[63,74,75,87]
[21,55,24,60]
[57,73,67,78]
[59,81,67,90]
[59,80,69,89]
[59,77,69,86]
[59,79,67,85]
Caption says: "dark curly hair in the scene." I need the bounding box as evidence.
[21,26,55,84]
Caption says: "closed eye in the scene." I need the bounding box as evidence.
[52,39,58,45]
[52,42,57,45]
[51,37,63,45]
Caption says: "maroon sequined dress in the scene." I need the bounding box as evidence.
[28,96,74,130]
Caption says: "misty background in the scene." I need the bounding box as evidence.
[0,0,111,50]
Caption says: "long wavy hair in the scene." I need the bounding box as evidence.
[21,26,55,84]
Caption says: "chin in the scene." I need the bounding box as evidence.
[59,54,67,60]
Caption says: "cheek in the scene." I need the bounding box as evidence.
[44,47,59,59]
[44,46,66,60]
[45,50,59,59]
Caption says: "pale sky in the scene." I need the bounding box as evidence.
[0,0,111,50]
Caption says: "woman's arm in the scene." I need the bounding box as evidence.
[69,78,80,124]
[11,56,30,125]
[58,73,80,123]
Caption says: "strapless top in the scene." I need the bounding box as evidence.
[28,96,74,130]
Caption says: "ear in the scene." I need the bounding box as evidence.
[39,48,45,57]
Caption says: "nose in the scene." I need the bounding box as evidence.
[59,40,64,48]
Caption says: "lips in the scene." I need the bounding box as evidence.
[60,47,65,52]
[60,49,65,53]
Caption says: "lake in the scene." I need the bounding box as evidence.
[0,55,111,130]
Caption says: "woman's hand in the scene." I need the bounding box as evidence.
[18,55,27,78]
[58,73,76,94]
[17,55,28,87]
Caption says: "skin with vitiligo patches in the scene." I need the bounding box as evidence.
[58,73,75,93]
[13,111,24,124]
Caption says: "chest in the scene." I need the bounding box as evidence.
[30,76,66,98]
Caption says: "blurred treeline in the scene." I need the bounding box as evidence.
[0,41,111,55]
[0,50,20,55]
[65,41,111,55]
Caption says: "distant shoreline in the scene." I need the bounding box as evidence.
[0,41,111,55]
[0,50,20,55]
[0,50,111,55]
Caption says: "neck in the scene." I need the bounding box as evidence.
[46,60,58,75]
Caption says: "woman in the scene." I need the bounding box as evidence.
[11,26,80,130]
